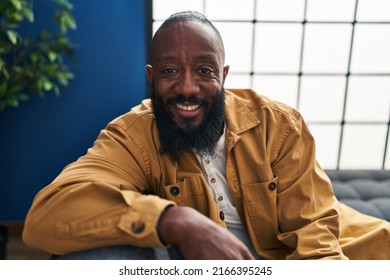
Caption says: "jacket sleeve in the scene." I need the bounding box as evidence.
[22,122,175,255]
[272,113,348,259]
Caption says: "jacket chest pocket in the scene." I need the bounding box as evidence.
[241,176,281,250]
[160,175,211,216]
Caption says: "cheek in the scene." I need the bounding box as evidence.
[203,85,222,103]
[154,81,177,98]
[201,78,223,92]
[153,82,171,100]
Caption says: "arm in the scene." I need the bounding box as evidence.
[158,206,255,260]
[272,114,347,259]
[22,122,175,255]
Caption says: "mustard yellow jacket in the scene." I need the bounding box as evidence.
[23,89,390,259]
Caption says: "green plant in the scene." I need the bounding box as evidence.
[0,0,77,110]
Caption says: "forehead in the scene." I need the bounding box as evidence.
[151,21,224,65]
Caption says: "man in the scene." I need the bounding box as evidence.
[23,11,390,260]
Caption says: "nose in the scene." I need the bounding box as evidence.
[177,71,200,97]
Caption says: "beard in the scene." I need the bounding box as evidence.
[151,87,226,162]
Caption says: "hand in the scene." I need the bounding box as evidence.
[158,206,255,260]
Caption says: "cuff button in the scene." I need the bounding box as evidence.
[131,221,145,234]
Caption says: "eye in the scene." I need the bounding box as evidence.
[161,68,177,74]
[197,67,213,75]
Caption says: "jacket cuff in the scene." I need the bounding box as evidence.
[118,193,176,248]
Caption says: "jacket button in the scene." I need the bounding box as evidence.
[268,182,277,191]
[131,221,145,234]
[170,186,180,196]
[219,211,225,221]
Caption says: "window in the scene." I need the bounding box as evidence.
[150,0,390,170]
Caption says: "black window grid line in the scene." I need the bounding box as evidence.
[149,0,390,170]
[307,121,390,125]
[152,19,390,24]
[294,0,308,114]
[228,72,390,76]
[336,0,359,170]
[178,20,390,24]
[383,105,390,169]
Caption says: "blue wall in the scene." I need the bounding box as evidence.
[0,0,148,221]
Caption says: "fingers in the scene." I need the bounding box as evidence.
[178,224,255,260]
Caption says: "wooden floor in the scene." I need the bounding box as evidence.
[2,222,51,260]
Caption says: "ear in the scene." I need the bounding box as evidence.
[145,64,153,84]
[222,65,230,84]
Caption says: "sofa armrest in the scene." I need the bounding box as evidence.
[326,170,390,221]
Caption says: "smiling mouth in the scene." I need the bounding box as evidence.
[175,103,200,111]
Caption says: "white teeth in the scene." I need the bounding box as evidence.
[176,103,200,111]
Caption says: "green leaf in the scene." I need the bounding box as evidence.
[0,82,7,97]
[17,93,29,101]
[2,68,10,80]
[64,11,77,30]
[53,0,74,10]
[48,51,57,62]
[43,80,53,91]
[10,0,23,10]
[8,12,24,22]
[7,96,19,107]
[30,53,39,64]
[57,9,77,33]
[0,0,77,110]
[53,84,60,96]
[64,72,74,79]
[6,30,18,45]
[12,66,23,73]
[22,7,34,22]
[9,84,23,94]
[57,74,69,86]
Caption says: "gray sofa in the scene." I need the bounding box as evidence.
[326,170,390,221]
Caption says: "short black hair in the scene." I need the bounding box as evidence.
[163,11,222,40]
[150,11,225,63]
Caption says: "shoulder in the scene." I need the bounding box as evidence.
[225,89,303,128]
[101,99,159,152]
[108,99,155,132]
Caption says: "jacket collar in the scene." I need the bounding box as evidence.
[224,89,261,136]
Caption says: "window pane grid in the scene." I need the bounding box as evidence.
[151,0,390,170]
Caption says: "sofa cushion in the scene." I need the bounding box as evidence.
[326,170,390,221]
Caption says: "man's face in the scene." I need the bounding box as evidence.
[146,21,229,132]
